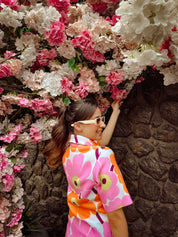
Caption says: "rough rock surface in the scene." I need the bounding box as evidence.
[20,74,178,237]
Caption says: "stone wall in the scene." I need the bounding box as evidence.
[20,70,178,237]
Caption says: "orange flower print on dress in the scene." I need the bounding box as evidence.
[70,146,77,152]
[62,147,70,164]
[78,145,91,153]
[109,153,129,194]
[70,144,92,154]
[94,194,106,214]
[68,191,96,219]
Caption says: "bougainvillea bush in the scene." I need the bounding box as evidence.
[0,0,177,236]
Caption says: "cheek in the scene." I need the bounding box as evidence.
[87,127,98,137]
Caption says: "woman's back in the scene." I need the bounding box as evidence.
[62,135,132,237]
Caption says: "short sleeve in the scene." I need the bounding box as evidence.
[93,147,133,213]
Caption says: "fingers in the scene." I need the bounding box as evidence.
[111,99,123,110]
[113,99,123,106]
[118,100,123,107]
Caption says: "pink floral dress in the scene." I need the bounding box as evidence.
[62,135,133,237]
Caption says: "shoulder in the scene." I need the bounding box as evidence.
[94,146,114,159]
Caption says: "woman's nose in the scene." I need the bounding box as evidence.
[100,121,106,128]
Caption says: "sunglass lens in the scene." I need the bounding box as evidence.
[96,118,100,124]
[96,116,105,124]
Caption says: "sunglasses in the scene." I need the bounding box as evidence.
[71,116,105,127]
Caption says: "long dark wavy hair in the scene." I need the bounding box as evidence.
[42,97,98,169]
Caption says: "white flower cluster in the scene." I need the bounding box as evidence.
[122,47,170,78]
[96,59,121,76]
[20,69,45,91]
[0,3,24,28]
[15,34,40,51]
[19,44,38,68]
[41,71,63,97]
[112,0,178,47]
[170,30,178,64]
[11,177,24,205]
[81,7,102,29]
[31,117,58,140]
[0,147,14,181]
[0,30,6,48]
[160,64,178,86]
[24,4,61,35]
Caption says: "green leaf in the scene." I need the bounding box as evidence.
[32,90,40,95]
[99,77,105,82]
[6,143,14,152]
[68,58,75,68]
[75,65,80,73]
[14,144,25,151]
[100,81,107,87]
[77,54,82,62]
[11,157,17,164]
[63,97,71,106]
[19,28,24,36]
[71,65,75,71]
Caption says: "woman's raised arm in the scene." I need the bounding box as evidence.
[100,99,123,146]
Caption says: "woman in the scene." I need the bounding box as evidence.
[43,97,133,237]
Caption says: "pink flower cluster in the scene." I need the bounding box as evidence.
[105,15,121,26]
[172,26,178,31]
[18,98,58,117]
[0,125,22,143]
[135,77,145,84]
[13,149,28,173]
[18,148,28,159]
[0,64,13,79]
[72,30,105,63]
[47,0,70,14]
[109,86,127,100]
[75,81,89,99]
[31,98,58,116]
[7,206,24,227]
[0,198,11,223]
[61,77,74,94]
[0,0,20,11]
[91,2,108,13]
[0,150,9,172]
[13,164,25,173]
[160,37,172,58]
[0,59,21,79]
[109,0,120,3]
[105,71,125,85]
[0,87,3,94]
[2,173,15,192]
[29,126,42,143]
[44,21,67,46]
[61,77,89,99]
[36,49,57,66]
[0,143,26,234]
[70,0,78,3]
[4,50,16,59]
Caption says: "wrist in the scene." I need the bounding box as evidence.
[112,109,120,116]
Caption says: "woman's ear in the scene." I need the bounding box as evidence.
[73,122,82,133]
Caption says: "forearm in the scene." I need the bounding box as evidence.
[108,208,129,237]
[100,109,120,146]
